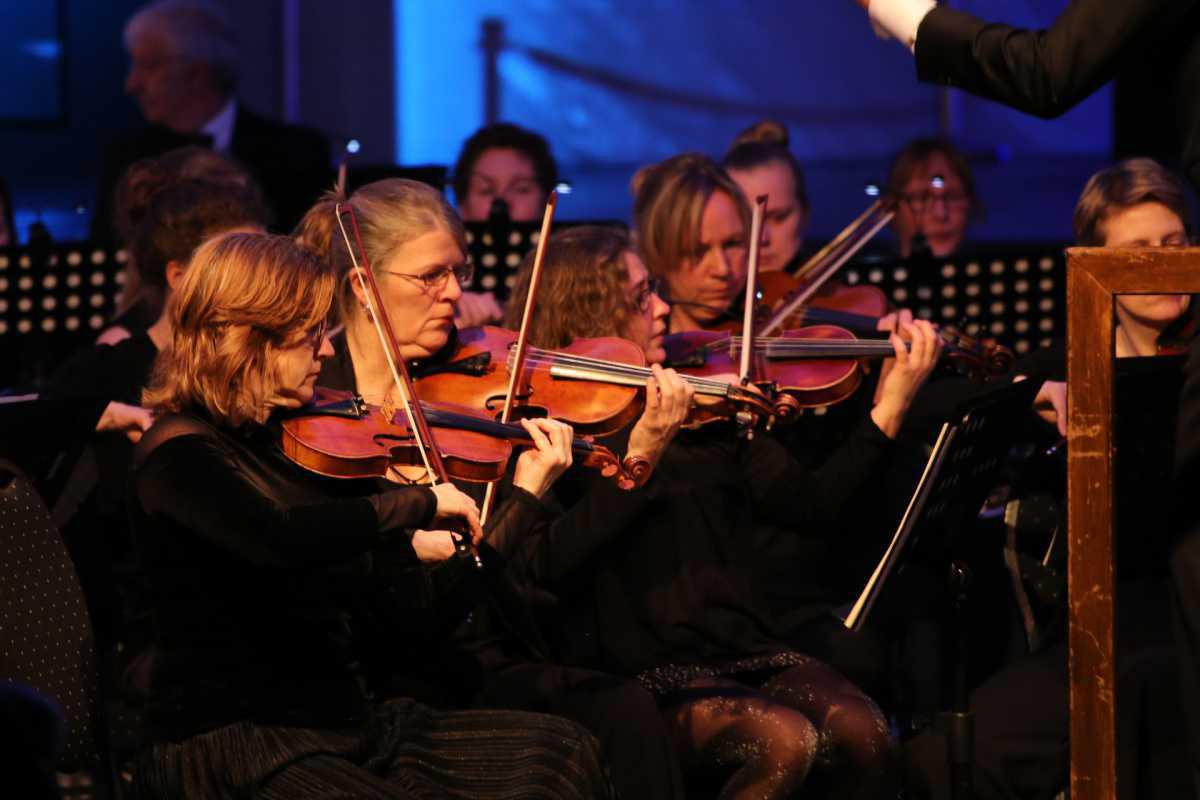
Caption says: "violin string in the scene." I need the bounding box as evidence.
[513,348,734,394]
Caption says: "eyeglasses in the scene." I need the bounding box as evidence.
[900,191,970,214]
[632,279,661,313]
[304,317,327,358]
[381,262,474,294]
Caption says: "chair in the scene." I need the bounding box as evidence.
[0,459,105,793]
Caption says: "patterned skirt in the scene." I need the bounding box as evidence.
[131,697,615,800]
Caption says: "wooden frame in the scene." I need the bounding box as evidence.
[1066,247,1200,798]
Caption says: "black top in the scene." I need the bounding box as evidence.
[503,418,894,678]
[129,410,447,741]
[315,331,564,703]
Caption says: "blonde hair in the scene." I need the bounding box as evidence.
[504,225,634,348]
[631,153,750,279]
[293,178,466,324]
[143,232,335,426]
[1073,157,1191,246]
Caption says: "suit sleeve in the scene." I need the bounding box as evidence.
[914,1,1180,118]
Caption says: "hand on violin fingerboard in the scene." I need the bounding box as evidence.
[870,319,943,438]
[626,365,694,470]
[513,418,575,499]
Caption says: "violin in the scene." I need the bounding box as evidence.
[414,325,778,434]
[686,194,1014,380]
[280,388,640,488]
[664,325,896,418]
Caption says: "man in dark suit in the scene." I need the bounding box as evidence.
[858,0,1200,190]
[93,0,331,241]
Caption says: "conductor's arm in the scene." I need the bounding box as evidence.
[862,0,1174,119]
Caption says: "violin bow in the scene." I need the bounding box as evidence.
[757,196,895,337]
[479,190,558,525]
[335,202,483,567]
[735,195,768,437]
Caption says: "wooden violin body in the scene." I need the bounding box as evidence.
[280,387,638,486]
[665,325,869,419]
[415,326,647,437]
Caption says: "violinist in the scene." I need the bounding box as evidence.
[886,138,977,259]
[723,120,811,274]
[100,145,265,345]
[450,122,560,327]
[124,230,613,799]
[632,153,748,333]
[504,223,943,799]
[292,179,687,800]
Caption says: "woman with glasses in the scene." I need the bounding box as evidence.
[293,179,688,800]
[502,223,943,799]
[886,138,977,258]
[127,231,614,799]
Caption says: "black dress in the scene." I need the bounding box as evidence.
[127,409,613,799]
[504,418,894,691]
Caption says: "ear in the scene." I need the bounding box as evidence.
[347,267,371,311]
[164,260,187,292]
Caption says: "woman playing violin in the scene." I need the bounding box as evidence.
[293,179,687,800]
[723,120,811,275]
[127,231,613,799]
[504,222,942,799]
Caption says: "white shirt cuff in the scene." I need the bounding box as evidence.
[868,0,937,53]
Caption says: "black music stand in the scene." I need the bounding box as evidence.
[839,377,1042,800]
[845,246,1067,357]
[464,218,627,305]
[0,242,126,387]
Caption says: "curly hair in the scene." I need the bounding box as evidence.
[292,178,466,325]
[503,225,634,349]
[142,232,336,427]
[631,153,750,280]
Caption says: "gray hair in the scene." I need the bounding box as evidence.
[124,0,238,91]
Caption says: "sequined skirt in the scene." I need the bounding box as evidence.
[636,650,816,696]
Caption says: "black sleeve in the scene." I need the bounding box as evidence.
[481,485,555,561]
[743,417,894,531]
[134,434,435,568]
[31,345,127,454]
[495,472,659,593]
[914,1,1181,119]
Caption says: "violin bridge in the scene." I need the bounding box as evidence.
[380,393,398,426]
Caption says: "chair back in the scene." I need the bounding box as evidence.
[0,459,99,771]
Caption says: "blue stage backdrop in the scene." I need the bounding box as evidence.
[397,0,1111,240]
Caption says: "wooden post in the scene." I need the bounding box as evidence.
[1066,247,1200,799]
